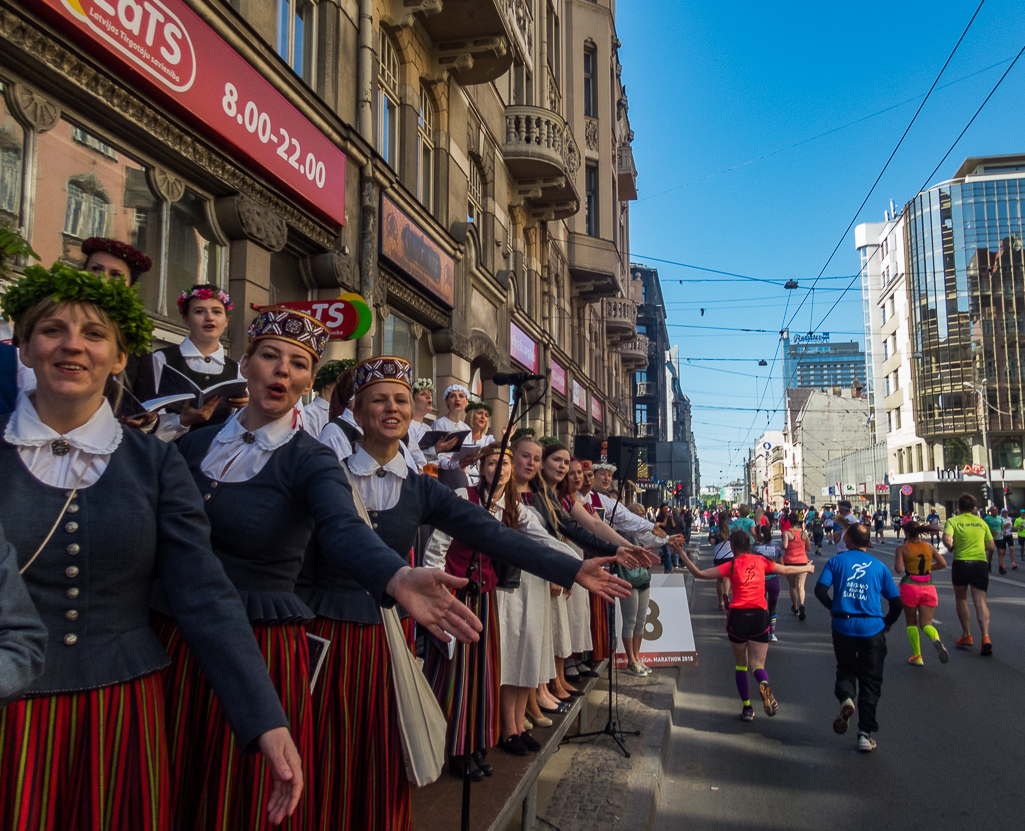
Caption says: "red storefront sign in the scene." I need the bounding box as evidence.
[36,0,347,226]
[510,322,538,372]
[572,380,586,411]
[254,293,371,340]
[550,361,566,395]
[590,395,603,423]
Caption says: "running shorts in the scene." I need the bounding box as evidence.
[725,607,770,644]
[899,582,938,607]
[951,559,989,591]
[995,537,1007,550]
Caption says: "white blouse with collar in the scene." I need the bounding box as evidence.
[200,406,301,483]
[4,392,122,489]
[345,444,409,511]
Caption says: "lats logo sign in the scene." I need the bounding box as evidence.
[61,0,196,92]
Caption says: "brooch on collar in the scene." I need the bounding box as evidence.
[242,432,256,445]
[51,438,71,456]
[375,467,387,478]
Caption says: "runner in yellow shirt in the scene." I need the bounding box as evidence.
[942,494,995,655]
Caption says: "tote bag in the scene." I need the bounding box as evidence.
[344,464,448,787]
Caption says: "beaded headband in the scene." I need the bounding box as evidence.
[247,306,329,360]
[81,237,152,277]
[0,262,153,355]
[177,285,233,316]
[352,355,413,396]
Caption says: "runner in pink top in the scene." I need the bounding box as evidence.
[675,531,814,722]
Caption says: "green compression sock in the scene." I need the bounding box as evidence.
[923,624,939,642]
[906,626,921,656]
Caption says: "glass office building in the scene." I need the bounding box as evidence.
[906,155,1025,472]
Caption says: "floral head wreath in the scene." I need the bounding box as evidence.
[412,378,435,393]
[81,237,152,279]
[0,261,153,355]
[539,436,561,446]
[177,285,233,316]
[314,358,357,392]
[466,400,493,417]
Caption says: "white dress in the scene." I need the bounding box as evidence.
[493,502,577,688]
[563,540,593,653]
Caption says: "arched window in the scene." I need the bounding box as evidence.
[377,33,400,170]
[417,84,435,211]
[64,173,111,239]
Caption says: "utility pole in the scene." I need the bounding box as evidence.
[964,381,995,509]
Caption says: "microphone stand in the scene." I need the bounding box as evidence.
[459,379,538,831]
[565,453,641,757]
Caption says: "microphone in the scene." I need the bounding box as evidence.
[491,371,547,386]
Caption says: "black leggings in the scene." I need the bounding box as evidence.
[765,577,780,617]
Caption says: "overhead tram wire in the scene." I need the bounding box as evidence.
[807,38,1025,338]
[781,0,989,335]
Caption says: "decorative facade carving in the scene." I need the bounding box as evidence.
[215,195,288,252]
[147,168,185,203]
[507,0,534,70]
[8,83,59,132]
[388,277,450,327]
[301,248,358,290]
[0,9,335,247]
[585,117,599,151]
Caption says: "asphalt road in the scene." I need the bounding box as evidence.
[654,532,1025,831]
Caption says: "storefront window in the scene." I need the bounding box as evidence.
[29,115,225,319]
[376,311,435,381]
[993,439,1023,470]
[0,82,24,226]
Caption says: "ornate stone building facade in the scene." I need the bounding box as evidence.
[0,0,639,439]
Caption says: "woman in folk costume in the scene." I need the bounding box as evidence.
[153,310,480,831]
[299,356,629,830]
[461,400,496,487]
[0,263,303,830]
[428,382,474,488]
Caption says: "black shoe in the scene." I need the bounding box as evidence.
[578,668,600,678]
[520,731,541,752]
[539,702,570,714]
[498,735,527,756]
[564,672,582,684]
[565,688,584,697]
[471,749,493,776]
[449,755,484,781]
[798,605,806,621]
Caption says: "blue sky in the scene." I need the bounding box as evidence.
[616,0,1025,486]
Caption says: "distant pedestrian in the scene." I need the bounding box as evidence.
[873,508,886,544]
[942,493,995,655]
[1014,510,1025,562]
[1000,509,1016,570]
[894,522,948,666]
[983,506,1003,573]
[809,509,824,555]
[925,506,940,545]
[815,523,903,753]
[711,513,734,610]
[781,511,810,620]
[677,530,814,722]
[754,525,783,642]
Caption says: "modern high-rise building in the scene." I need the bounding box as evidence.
[781,332,865,389]
[857,154,1025,517]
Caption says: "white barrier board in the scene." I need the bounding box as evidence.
[614,573,698,669]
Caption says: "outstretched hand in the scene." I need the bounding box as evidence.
[616,545,660,569]
[386,567,482,643]
[256,727,303,825]
[575,557,632,601]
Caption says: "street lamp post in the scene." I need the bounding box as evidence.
[963,381,995,510]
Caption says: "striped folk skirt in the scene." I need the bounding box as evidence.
[307,616,411,831]
[154,615,314,831]
[425,590,501,756]
[0,672,170,831]
[589,592,611,661]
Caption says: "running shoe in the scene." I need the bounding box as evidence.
[1013,562,1018,570]
[955,635,974,649]
[740,705,755,722]
[625,662,647,677]
[933,638,949,664]
[833,698,855,735]
[759,681,778,716]
[999,566,1007,575]
[768,632,778,643]
[798,605,806,621]
[857,732,877,753]
[981,636,993,656]
[908,655,924,666]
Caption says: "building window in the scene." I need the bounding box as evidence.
[635,369,647,384]
[585,164,597,235]
[71,126,118,160]
[377,33,400,170]
[915,444,924,472]
[898,449,905,475]
[635,403,647,425]
[277,0,316,86]
[417,85,435,211]
[64,176,111,239]
[467,160,483,224]
[583,45,597,117]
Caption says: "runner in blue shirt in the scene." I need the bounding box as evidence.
[814,522,902,753]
